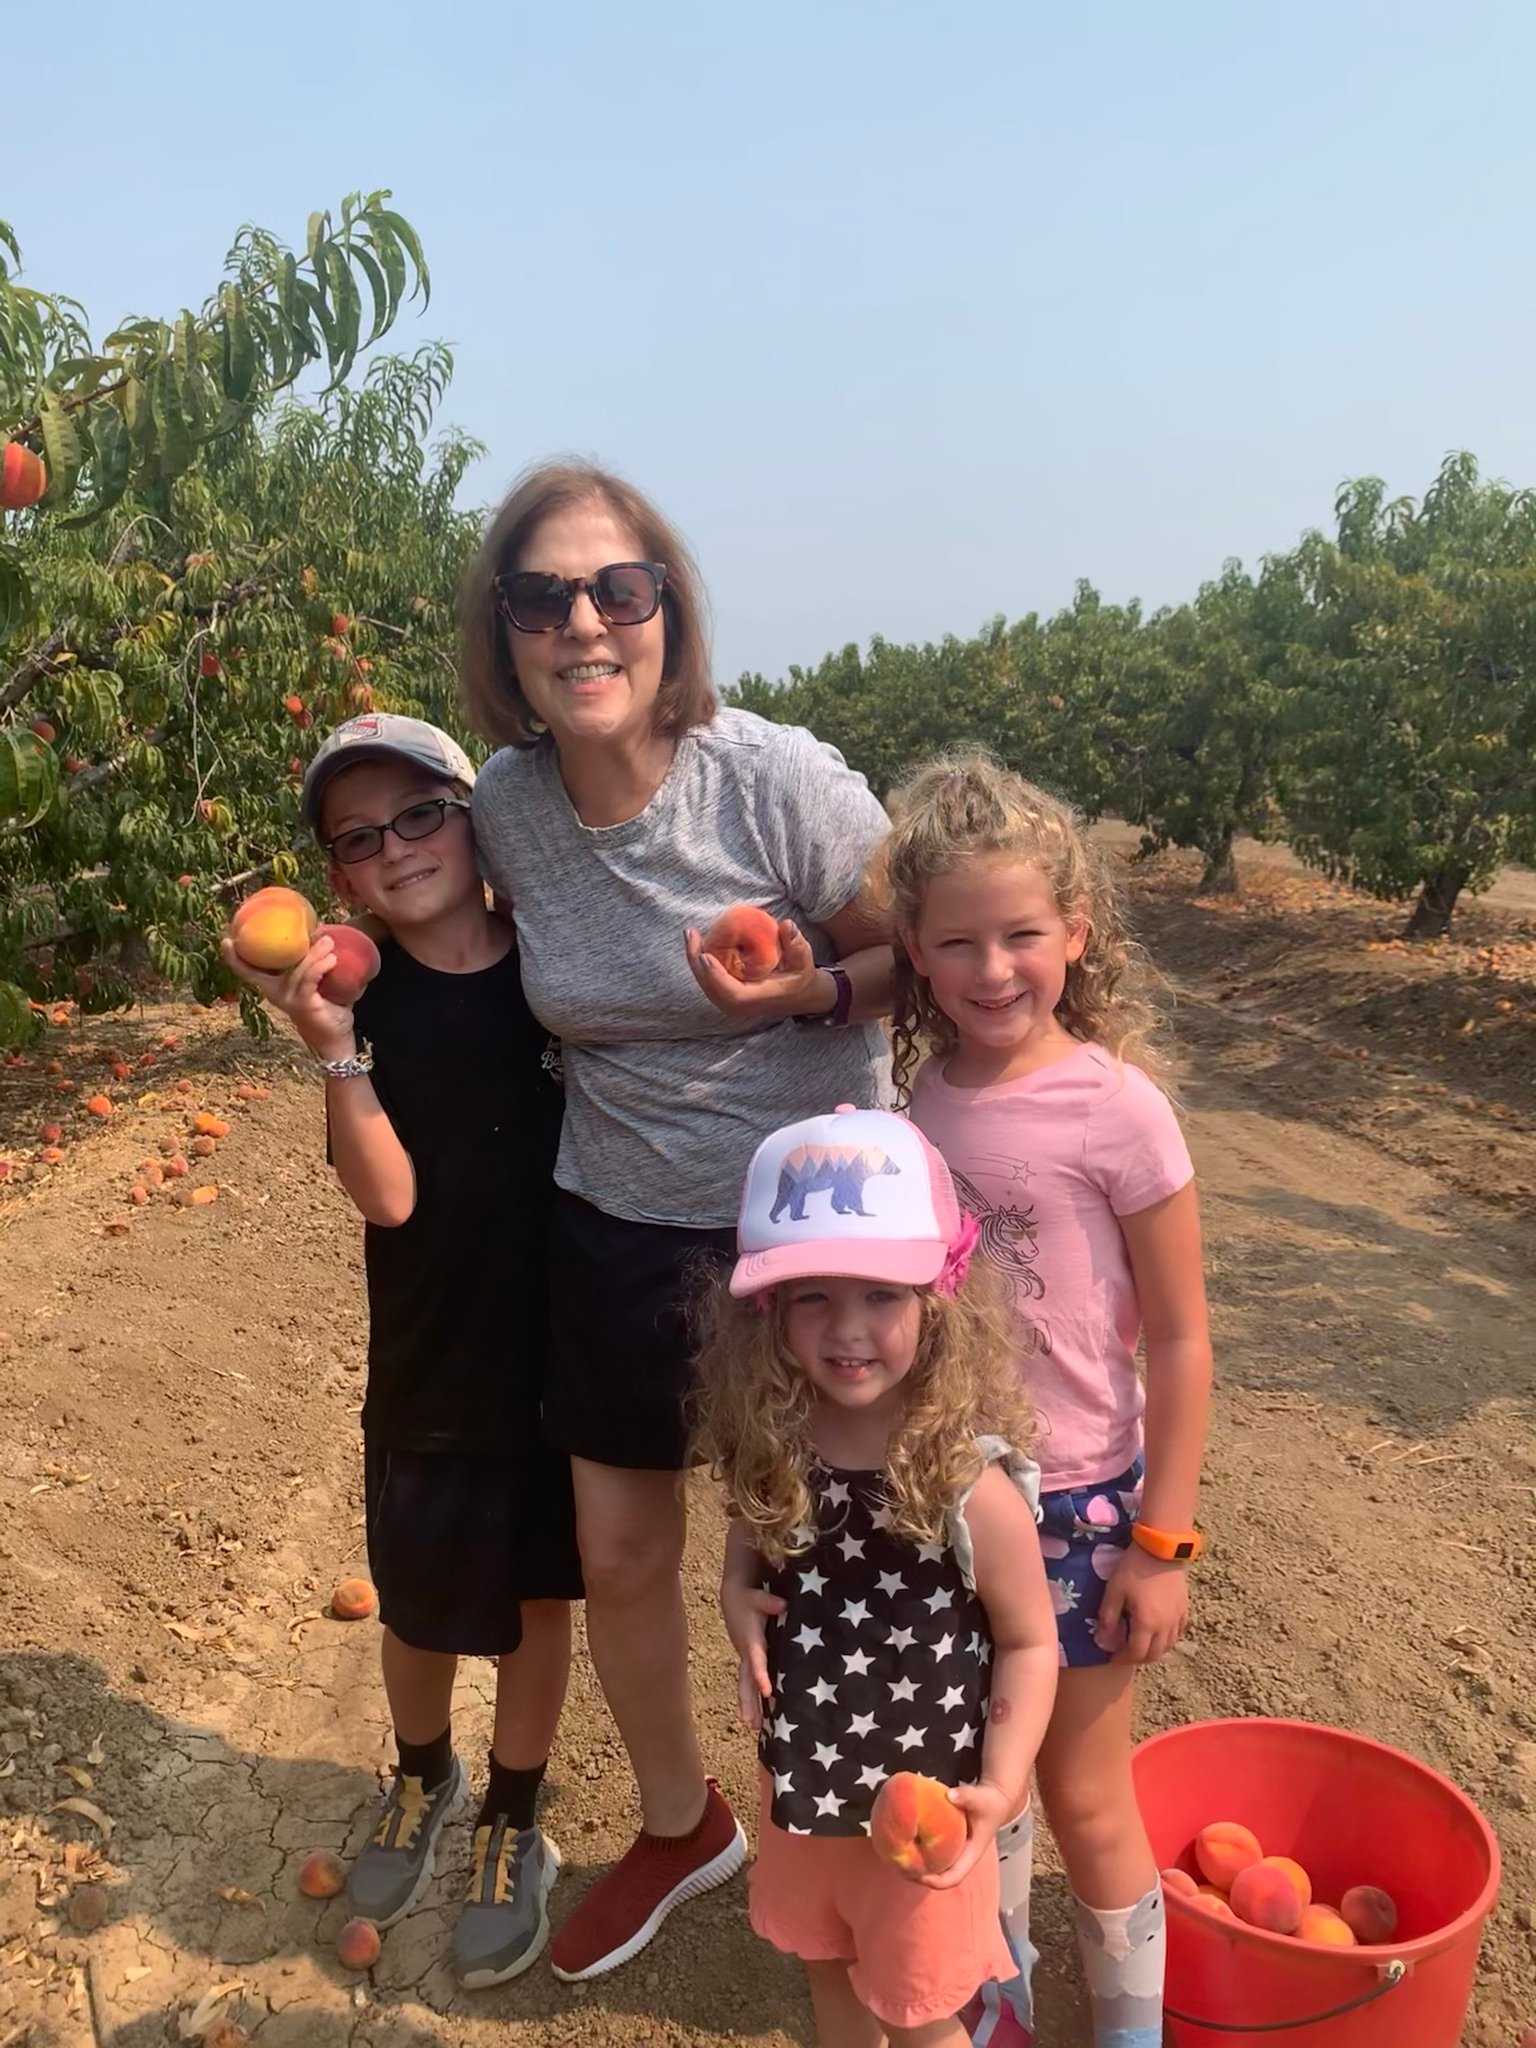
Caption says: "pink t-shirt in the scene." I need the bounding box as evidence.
[909,1042,1193,1492]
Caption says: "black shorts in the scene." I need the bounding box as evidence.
[545,1189,736,1471]
[363,1442,584,1658]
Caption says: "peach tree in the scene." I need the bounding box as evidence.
[0,194,481,1046]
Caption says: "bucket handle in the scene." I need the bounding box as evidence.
[1165,1959,1408,2034]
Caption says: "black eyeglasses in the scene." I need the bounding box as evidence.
[492,560,667,634]
[325,797,471,866]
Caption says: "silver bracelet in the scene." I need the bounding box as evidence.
[319,1039,374,1079]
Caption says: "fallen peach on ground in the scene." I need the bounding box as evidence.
[870,1771,966,1878]
[1195,1820,1263,1891]
[336,1918,380,1969]
[297,1850,346,1899]
[331,1578,378,1621]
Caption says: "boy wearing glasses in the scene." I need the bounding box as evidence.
[225,712,581,1987]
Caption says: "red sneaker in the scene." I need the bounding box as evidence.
[549,1779,746,1981]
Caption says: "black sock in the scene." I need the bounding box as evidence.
[395,1725,453,1792]
[477,1753,546,1831]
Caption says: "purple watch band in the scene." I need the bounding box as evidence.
[794,965,853,1028]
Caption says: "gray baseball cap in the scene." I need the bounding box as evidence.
[301,713,477,832]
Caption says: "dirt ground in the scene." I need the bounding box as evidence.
[2,846,1534,2048]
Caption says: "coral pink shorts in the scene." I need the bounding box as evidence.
[749,1774,1013,2031]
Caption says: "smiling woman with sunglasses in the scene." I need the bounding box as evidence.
[459,460,896,1984]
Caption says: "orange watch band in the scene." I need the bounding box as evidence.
[1131,1522,1204,1563]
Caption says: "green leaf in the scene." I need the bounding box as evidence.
[220,283,257,401]
[322,242,361,385]
[0,977,36,1049]
[151,361,194,479]
[60,668,122,744]
[306,211,328,268]
[373,209,430,306]
[350,243,391,346]
[0,550,32,643]
[369,222,407,330]
[57,400,131,527]
[0,725,60,828]
[39,389,85,504]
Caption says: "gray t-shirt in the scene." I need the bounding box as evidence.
[472,707,893,1228]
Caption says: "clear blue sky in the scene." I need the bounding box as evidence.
[12,1,1536,685]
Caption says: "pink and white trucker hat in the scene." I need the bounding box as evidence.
[729,1104,963,1298]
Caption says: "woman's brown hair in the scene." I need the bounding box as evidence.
[458,460,717,748]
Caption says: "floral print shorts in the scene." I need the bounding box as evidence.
[1038,1459,1145,1667]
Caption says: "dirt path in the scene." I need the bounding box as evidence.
[2,890,1533,2047]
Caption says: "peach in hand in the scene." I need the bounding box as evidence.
[869,1771,966,1879]
[1297,1904,1357,1946]
[1339,1884,1397,1945]
[229,886,318,971]
[1195,1820,1263,1891]
[702,905,783,983]
[314,924,381,1006]
[1230,1860,1304,1935]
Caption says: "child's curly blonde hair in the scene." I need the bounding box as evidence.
[691,1260,1034,1567]
[874,751,1171,1103]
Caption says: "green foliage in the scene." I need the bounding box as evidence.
[0,198,472,1046]
[735,453,1536,936]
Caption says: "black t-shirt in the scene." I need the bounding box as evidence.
[343,937,562,1456]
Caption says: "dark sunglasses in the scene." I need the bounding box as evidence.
[492,560,667,634]
[325,796,471,866]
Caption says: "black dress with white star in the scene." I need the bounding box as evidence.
[758,1462,995,1837]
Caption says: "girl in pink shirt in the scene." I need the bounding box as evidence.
[878,754,1213,2048]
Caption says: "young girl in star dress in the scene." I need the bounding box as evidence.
[879,755,1214,2048]
[696,1104,1060,2048]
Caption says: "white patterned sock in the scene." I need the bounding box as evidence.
[1073,1884,1165,2048]
[987,1802,1036,2032]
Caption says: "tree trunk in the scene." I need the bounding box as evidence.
[1405,865,1469,939]
[1199,826,1240,895]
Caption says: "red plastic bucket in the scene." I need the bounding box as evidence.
[1133,1718,1500,2046]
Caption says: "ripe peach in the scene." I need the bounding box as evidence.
[192,1114,231,1138]
[129,1185,150,1206]
[191,1136,218,1158]
[315,924,381,1007]
[85,1094,112,1118]
[331,1578,378,1621]
[869,1771,966,1879]
[702,904,783,983]
[1195,1820,1263,1891]
[1259,1856,1312,1908]
[184,1185,219,1207]
[229,886,317,972]
[29,715,56,743]
[1297,1904,1357,1946]
[1192,1889,1236,1920]
[41,1147,64,1165]
[1230,1861,1304,1935]
[1160,1867,1200,1900]
[336,1917,381,1970]
[331,613,351,636]
[40,1123,61,1143]
[2,442,47,510]
[1339,1885,1397,1945]
[296,1849,346,1899]
[164,1156,189,1178]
